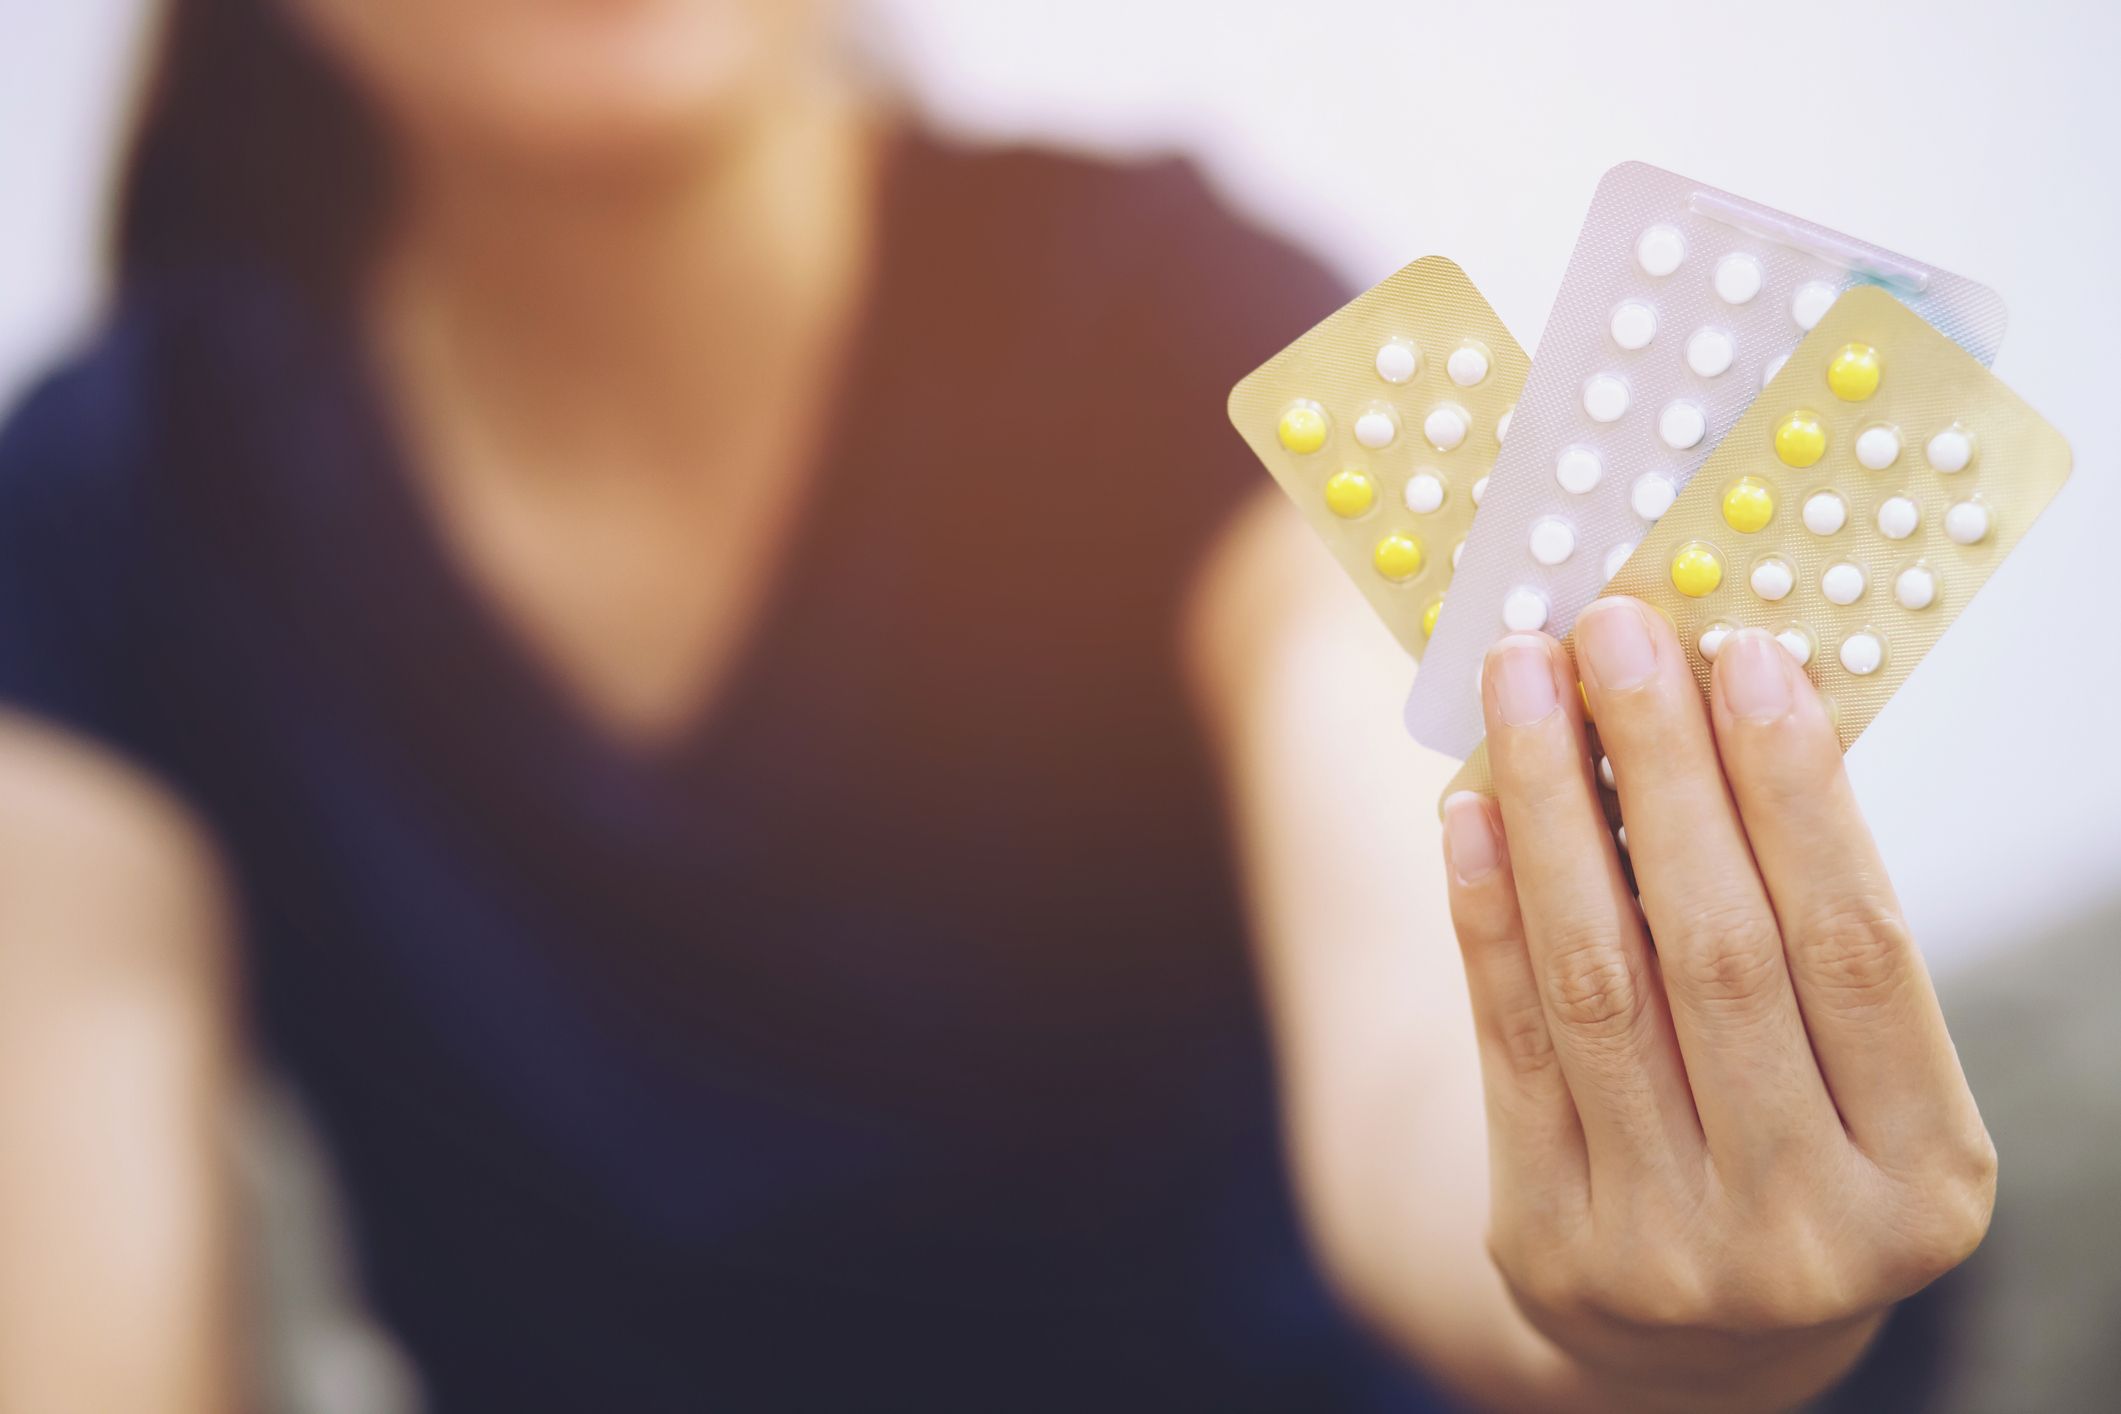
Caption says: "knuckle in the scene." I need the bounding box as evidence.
[1539,921,1644,1040]
[1491,995,1561,1079]
[1797,900,1914,1018]
[1669,896,1785,1010]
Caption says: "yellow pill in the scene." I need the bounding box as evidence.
[1826,343,1881,401]
[1670,543,1724,598]
[1721,476,1775,533]
[1373,532,1424,582]
[1278,404,1328,455]
[1421,598,1443,637]
[1774,410,1827,467]
[1323,468,1375,518]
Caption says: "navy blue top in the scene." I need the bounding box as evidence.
[0,136,1440,1412]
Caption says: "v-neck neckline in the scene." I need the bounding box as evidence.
[337,128,916,793]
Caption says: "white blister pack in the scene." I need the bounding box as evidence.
[1405,161,2009,758]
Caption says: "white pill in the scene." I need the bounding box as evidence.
[1751,558,1795,601]
[1697,623,1733,660]
[1496,407,1514,443]
[1856,425,1902,471]
[1761,353,1790,389]
[1802,491,1847,536]
[1610,300,1658,350]
[1424,404,1469,451]
[1616,825,1629,854]
[1355,409,1397,449]
[1529,518,1576,566]
[1776,628,1814,666]
[1471,474,1490,505]
[1945,500,1992,544]
[1821,562,1866,605]
[1658,401,1707,449]
[1714,252,1763,305]
[1503,587,1549,632]
[1583,374,1630,423]
[1637,225,1686,277]
[1792,280,1838,330]
[1598,755,1615,790]
[1604,540,1637,580]
[1839,632,1884,676]
[1894,564,1938,610]
[1630,473,1676,521]
[1686,327,1735,378]
[1375,339,1419,384]
[1877,495,1920,540]
[1926,426,1974,473]
[1447,344,1491,388]
[1452,539,1465,569]
[1405,471,1446,514]
[1556,445,1603,494]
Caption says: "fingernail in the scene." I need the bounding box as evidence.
[1721,629,1794,722]
[1443,792,1502,884]
[1490,637,1559,727]
[1576,600,1659,692]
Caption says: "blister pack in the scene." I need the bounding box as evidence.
[1407,161,2009,758]
[1227,256,1528,658]
[1439,285,2072,817]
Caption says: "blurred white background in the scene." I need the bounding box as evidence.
[3,0,2116,971]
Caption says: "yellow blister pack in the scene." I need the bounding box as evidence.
[1228,257,1529,657]
[1442,285,2071,813]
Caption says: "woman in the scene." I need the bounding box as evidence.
[0,1,1995,1410]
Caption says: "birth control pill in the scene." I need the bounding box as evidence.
[1637,225,1686,277]
[1714,252,1763,305]
[1670,543,1723,597]
[1447,343,1491,388]
[1324,468,1375,518]
[1761,353,1790,389]
[1821,562,1866,605]
[1424,405,1469,451]
[1529,518,1576,566]
[1374,532,1425,581]
[1611,300,1658,350]
[1584,374,1630,423]
[1616,825,1629,854]
[1686,327,1735,378]
[1355,408,1398,449]
[1697,623,1733,660]
[1278,404,1327,454]
[1422,598,1444,637]
[1452,539,1465,569]
[1945,500,1992,544]
[1839,632,1884,676]
[1792,281,1838,330]
[1631,473,1676,521]
[1856,425,1902,470]
[1751,557,1796,601]
[1802,491,1847,536]
[1496,407,1514,443]
[1894,564,1937,610]
[1598,755,1615,789]
[1659,401,1707,449]
[1777,628,1814,666]
[1502,587,1549,631]
[1472,474,1490,505]
[1556,446,1603,494]
[1774,410,1827,468]
[1827,343,1882,401]
[1605,540,1637,580]
[1926,425,1974,473]
[1376,339,1419,384]
[1877,496,1920,539]
[1404,471,1446,514]
[1721,476,1774,533]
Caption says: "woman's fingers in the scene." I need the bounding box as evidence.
[1442,791,1587,1210]
[1480,633,1699,1177]
[1707,630,1976,1161]
[1572,601,1837,1177]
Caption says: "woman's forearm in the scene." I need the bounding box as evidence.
[0,715,241,1414]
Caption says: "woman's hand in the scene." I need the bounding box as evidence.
[1441,598,1995,1413]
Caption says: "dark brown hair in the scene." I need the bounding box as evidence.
[115,0,388,302]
